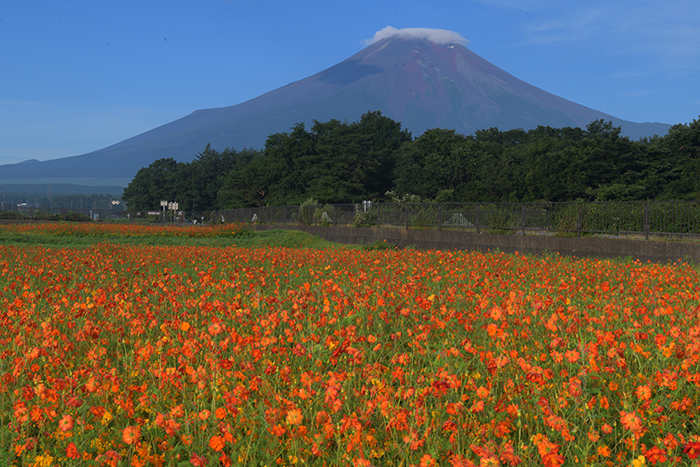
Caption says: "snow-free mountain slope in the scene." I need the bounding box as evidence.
[0,35,670,186]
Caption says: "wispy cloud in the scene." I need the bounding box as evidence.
[483,0,700,76]
[527,3,696,55]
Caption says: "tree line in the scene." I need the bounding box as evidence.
[122,111,700,211]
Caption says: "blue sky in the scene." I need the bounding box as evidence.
[1,0,699,165]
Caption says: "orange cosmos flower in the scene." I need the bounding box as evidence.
[209,435,226,452]
[420,454,437,467]
[271,424,286,437]
[564,350,580,363]
[486,323,498,337]
[450,454,476,467]
[480,456,500,467]
[219,453,232,467]
[542,451,565,467]
[494,355,509,369]
[568,377,582,398]
[662,433,678,450]
[286,408,303,426]
[315,411,330,425]
[169,404,185,419]
[190,453,207,466]
[635,385,651,401]
[208,322,223,336]
[58,414,74,432]
[620,410,644,434]
[85,378,98,393]
[66,442,80,459]
[122,425,141,445]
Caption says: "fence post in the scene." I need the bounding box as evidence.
[644,203,650,240]
[577,204,582,238]
[405,204,408,229]
[376,204,380,228]
[437,204,442,231]
[521,205,526,236]
[476,204,480,234]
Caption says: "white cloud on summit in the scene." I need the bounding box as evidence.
[363,26,469,46]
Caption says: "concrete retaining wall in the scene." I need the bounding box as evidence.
[252,224,700,264]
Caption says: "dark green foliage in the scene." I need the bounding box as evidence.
[217,111,412,208]
[393,118,700,203]
[123,146,262,211]
[125,114,700,208]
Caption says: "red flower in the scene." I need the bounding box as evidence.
[645,446,667,465]
[542,452,565,467]
[190,453,207,466]
[66,442,80,459]
[684,442,700,459]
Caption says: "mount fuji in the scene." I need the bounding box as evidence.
[0,28,671,186]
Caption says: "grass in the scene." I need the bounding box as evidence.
[0,226,344,249]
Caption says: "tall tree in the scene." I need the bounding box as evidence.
[122,158,184,210]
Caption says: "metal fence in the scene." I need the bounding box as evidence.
[0,206,215,225]
[211,201,700,240]
[3,201,700,239]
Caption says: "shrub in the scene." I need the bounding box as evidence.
[314,205,334,226]
[299,198,319,226]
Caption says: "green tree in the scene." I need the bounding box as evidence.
[393,128,467,200]
[652,117,700,200]
[122,158,184,210]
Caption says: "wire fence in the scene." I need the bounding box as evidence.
[3,201,700,240]
[211,201,700,240]
[0,206,215,225]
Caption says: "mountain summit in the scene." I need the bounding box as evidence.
[0,28,671,186]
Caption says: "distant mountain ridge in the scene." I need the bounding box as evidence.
[0,35,671,187]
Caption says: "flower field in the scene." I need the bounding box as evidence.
[1,224,700,466]
[0,222,248,239]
